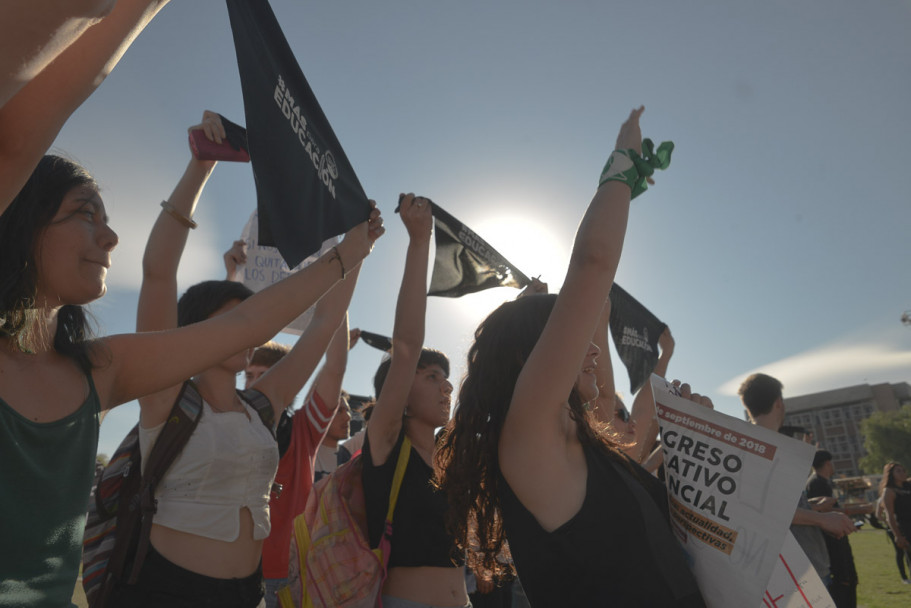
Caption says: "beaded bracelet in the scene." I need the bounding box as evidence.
[329,246,347,279]
[160,200,198,229]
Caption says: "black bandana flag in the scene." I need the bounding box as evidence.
[427,203,531,298]
[226,0,370,268]
[608,284,667,394]
[359,331,392,352]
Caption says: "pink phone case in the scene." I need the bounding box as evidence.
[189,129,250,162]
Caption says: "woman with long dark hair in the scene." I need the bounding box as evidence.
[436,108,704,606]
[0,153,382,607]
[879,462,911,583]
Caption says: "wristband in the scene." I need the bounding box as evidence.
[598,138,675,199]
[160,200,198,229]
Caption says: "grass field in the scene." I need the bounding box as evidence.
[71,528,910,607]
[854,527,911,608]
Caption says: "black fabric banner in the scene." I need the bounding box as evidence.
[346,394,373,411]
[359,330,392,352]
[226,0,370,267]
[608,284,667,394]
[427,202,531,298]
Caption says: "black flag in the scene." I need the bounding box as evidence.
[608,284,667,394]
[226,0,370,267]
[359,331,392,352]
[427,202,530,297]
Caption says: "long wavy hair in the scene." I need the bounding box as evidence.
[880,462,905,496]
[0,155,99,370]
[435,294,627,578]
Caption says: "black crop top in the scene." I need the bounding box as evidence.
[498,443,705,607]
[362,430,464,568]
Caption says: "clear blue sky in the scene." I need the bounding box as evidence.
[49,0,911,457]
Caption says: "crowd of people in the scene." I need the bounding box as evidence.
[0,6,907,608]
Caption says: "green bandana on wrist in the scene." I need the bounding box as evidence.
[598,138,675,199]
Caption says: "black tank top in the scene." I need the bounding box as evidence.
[362,430,464,568]
[498,443,705,607]
[894,483,911,535]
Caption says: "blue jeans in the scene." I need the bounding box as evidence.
[263,577,287,608]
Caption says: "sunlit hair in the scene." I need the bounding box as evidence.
[0,155,99,369]
[738,373,783,419]
[250,341,290,368]
[880,461,905,496]
[434,294,627,578]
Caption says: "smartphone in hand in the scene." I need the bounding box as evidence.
[189,129,251,162]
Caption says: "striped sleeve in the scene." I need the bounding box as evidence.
[303,390,336,442]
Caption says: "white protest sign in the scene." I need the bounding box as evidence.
[761,532,833,608]
[650,375,817,608]
[236,209,339,335]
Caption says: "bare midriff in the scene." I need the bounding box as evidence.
[150,507,262,579]
[383,565,468,606]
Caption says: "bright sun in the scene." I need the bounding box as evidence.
[436,211,572,324]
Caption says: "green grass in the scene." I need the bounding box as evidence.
[70,529,908,607]
[854,528,911,608]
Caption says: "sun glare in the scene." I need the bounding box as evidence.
[441,211,572,323]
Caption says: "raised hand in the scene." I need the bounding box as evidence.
[398,193,433,243]
[517,277,548,299]
[189,109,226,146]
[673,379,714,409]
[339,199,384,271]
[349,328,362,350]
[615,106,645,154]
[223,239,247,281]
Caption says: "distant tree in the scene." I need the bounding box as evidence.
[96,453,110,467]
[860,405,911,474]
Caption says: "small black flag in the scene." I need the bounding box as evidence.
[359,331,392,352]
[427,202,530,297]
[608,284,666,394]
[226,0,370,267]
[346,394,374,411]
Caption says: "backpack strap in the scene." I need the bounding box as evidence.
[237,387,284,499]
[126,380,204,584]
[237,387,276,436]
[386,436,411,523]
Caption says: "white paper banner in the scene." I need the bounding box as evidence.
[650,375,823,608]
[762,532,833,608]
[236,209,338,335]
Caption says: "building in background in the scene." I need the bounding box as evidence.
[781,382,911,477]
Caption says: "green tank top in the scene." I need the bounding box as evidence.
[0,373,100,608]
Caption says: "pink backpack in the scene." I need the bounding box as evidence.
[279,437,411,608]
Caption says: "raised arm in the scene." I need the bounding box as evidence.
[95,203,384,411]
[506,109,644,451]
[133,111,220,423]
[252,265,360,420]
[626,327,675,462]
[365,194,432,465]
[0,0,169,214]
[137,110,221,333]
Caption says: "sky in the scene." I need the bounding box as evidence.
[47,0,911,458]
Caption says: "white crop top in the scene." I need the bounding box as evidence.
[139,400,279,542]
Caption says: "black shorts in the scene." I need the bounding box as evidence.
[111,545,265,608]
